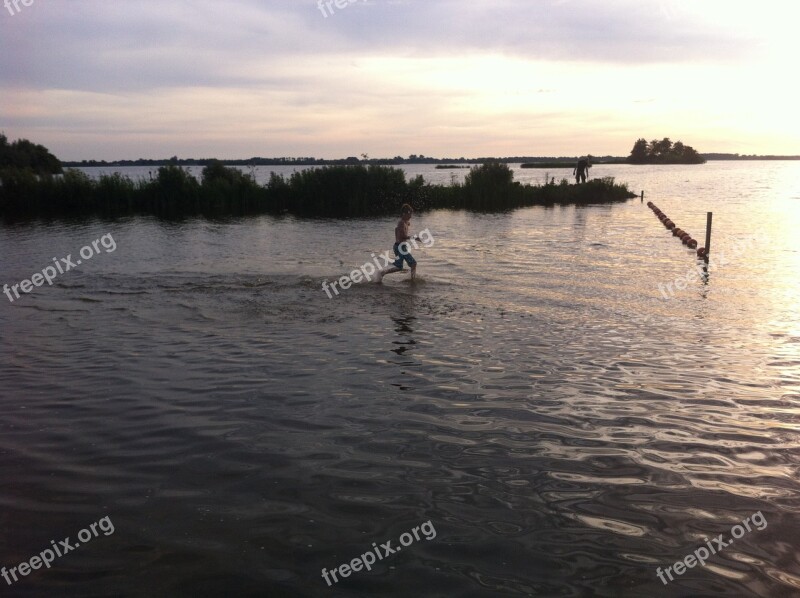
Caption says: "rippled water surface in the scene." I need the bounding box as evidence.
[1,162,799,597]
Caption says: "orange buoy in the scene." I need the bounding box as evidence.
[682,235,692,245]
[687,239,698,249]
[673,228,683,237]
[697,247,707,258]
[665,220,674,229]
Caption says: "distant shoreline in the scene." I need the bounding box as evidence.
[62,155,800,168]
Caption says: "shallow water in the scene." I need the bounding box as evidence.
[1,162,799,596]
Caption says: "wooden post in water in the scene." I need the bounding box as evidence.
[704,212,713,263]
[641,190,644,203]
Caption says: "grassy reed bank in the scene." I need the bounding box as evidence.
[1,161,636,220]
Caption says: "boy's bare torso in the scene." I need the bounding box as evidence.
[395,218,410,243]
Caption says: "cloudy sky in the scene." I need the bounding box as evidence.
[1,0,798,160]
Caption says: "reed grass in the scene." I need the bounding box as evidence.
[1,162,635,220]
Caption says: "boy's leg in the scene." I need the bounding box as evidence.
[379,266,401,280]
[406,253,417,280]
[380,245,405,279]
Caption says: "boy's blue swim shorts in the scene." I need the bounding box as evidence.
[392,241,417,269]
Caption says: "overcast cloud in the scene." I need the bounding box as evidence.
[0,0,794,159]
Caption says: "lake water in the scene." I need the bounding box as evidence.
[1,162,799,596]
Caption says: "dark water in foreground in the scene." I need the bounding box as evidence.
[1,162,799,596]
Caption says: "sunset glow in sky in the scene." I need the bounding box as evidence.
[1,0,798,160]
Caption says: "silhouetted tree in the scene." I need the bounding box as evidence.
[654,137,673,156]
[0,133,62,175]
[629,138,649,163]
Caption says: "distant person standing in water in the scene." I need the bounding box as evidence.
[574,156,591,184]
[377,204,420,281]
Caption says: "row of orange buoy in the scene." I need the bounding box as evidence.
[646,201,707,258]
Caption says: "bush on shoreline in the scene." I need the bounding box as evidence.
[0,133,62,176]
[1,161,636,220]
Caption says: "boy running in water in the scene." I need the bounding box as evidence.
[377,204,420,281]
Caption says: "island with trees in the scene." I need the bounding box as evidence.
[627,137,705,164]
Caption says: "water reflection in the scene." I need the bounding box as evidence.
[391,316,416,355]
[390,291,417,358]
